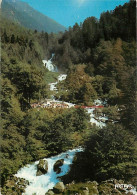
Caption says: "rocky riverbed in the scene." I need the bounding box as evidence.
[15,148,83,195]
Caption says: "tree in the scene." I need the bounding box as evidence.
[2,30,9,43]
[10,34,15,43]
[64,124,137,183]
[4,61,46,110]
[120,68,137,133]
[80,82,97,105]
[84,124,137,181]
[82,17,99,48]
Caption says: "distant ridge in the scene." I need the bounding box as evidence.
[1,0,67,33]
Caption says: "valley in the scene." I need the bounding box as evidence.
[1,0,137,194]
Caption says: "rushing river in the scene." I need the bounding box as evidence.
[15,59,84,195]
[15,57,136,195]
[15,58,108,194]
[15,148,83,195]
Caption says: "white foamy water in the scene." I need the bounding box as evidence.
[49,72,107,127]
[49,74,67,91]
[15,148,83,195]
[86,99,108,128]
[86,108,107,128]
[43,54,57,72]
[14,70,137,195]
[58,74,67,81]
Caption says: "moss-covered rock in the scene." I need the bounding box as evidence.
[45,190,55,195]
[36,159,48,176]
[58,181,130,195]
[53,182,65,193]
[53,159,64,174]
[60,182,99,195]
[82,186,89,195]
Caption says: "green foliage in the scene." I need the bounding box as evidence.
[23,108,90,155]
[63,124,137,183]
[0,17,65,185]
[84,124,137,181]
[55,1,135,70]
[60,182,99,195]
[99,1,136,41]
[56,65,98,105]
[56,182,125,195]
[3,61,46,109]
[120,69,137,133]
[44,71,60,84]
[82,17,100,48]
[1,0,136,189]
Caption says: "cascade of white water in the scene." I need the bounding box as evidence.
[49,74,67,91]
[49,73,107,127]
[15,71,137,195]
[86,99,108,128]
[42,53,57,72]
[15,148,83,195]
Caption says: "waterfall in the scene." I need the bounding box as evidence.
[49,74,67,91]
[42,53,58,72]
[14,71,137,195]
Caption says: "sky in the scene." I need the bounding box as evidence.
[21,0,129,28]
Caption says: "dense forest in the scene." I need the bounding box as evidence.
[0,16,91,192]
[1,0,137,194]
[57,1,137,187]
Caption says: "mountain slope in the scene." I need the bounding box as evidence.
[1,0,67,33]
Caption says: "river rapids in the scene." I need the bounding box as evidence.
[14,56,136,195]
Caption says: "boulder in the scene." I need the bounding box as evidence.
[36,159,48,176]
[65,154,69,158]
[82,187,89,195]
[45,190,54,195]
[53,182,65,193]
[90,181,99,186]
[53,159,64,174]
[127,192,134,195]
[56,167,61,174]
[90,186,99,195]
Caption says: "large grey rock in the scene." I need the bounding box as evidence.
[36,159,48,176]
[53,159,64,174]
[53,182,65,193]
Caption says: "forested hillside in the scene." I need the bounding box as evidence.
[1,17,90,192]
[53,1,136,70]
[53,0,136,132]
[1,0,66,33]
[52,0,137,187]
[1,0,137,194]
